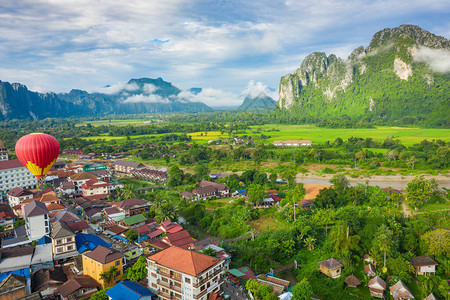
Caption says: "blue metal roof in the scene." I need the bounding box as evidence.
[37,235,52,245]
[106,280,155,299]
[0,268,31,282]
[75,233,111,254]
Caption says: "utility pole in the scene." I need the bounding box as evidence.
[293,203,297,222]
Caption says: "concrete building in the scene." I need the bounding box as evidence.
[51,221,78,261]
[0,160,38,195]
[24,201,50,241]
[113,160,145,174]
[82,246,125,288]
[147,246,225,300]
[6,187,34,208]
[0,141,8,161]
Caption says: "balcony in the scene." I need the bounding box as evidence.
[157,270,182,283]
[157,280,182,293]
[192,268,223,288]
[157,290,182,300]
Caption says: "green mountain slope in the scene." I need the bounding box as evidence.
[279,25,450,126]
[238,92,276,111]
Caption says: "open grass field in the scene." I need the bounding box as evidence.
[247,125,450,145]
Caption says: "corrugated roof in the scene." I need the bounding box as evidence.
[55,276,98,297]
[0,159,24,171]
[123,214,146,226]
[105,280,154,300]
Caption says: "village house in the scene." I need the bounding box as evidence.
[0,160,38,194]
[54,276,99,300]
[0,274,27,299]
[345,274,361,288]
[81,178,111,197]
[63,162,85,173]
[0,140,8,161]
[298,199,316,209]
[103,207,126,221]
[411,256,438,276]
[131,168,167,182]
[51,221,78,261]
[192,186,218,200]
[82,246,125,288]
[31,266,67,297]
[147,246,225,300]
[0,212,16,236]
[113,198,150,217]
[272,140,312,147]
[58,181,76,197]
[199,180,230,196]
[159,220,183,234]
[68,172,98,192]
[120,214,147,229]
[368,276,386,298]
[24,200,50,241]
[6,187,34,208]
[364,264,376,277]
[389,280,414,299]
[113,160,145,174]
[318,258,343,278]
[161,230,194,249]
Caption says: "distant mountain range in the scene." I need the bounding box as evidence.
[0,78,212,120]
[238,92,276,111]
[279,24,450,126]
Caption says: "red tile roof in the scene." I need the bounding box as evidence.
[114,198,148,209]
[148,246,222,276]
[67,221,89,232]
[148,229,163,239]
[46,203,66,212]
[0,212,15,219]
[6,187,33,197]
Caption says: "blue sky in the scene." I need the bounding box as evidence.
[0,0,448,106]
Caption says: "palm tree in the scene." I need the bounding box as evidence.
[152,195,166,210]
[99,266,119,287]
[122,184,136,199]
[155,203,177,223]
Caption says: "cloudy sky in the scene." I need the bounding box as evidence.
[0,0,449,107]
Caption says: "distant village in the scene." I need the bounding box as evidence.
[0,139,444,300]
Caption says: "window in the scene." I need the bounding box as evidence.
[57,247,63,253]
[66,237,72,242]
[152,283,157,288]
[44,214,48,219]
[115,260,120,266]
[67,245,73,251]
[56,239,62,245]
[116,270,121,276]
[185,278,191,284]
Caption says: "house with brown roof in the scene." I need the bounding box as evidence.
[411,256,438,276]
[6,187,34,208]
[24,200,50,241]
[67,220,89,234]
[318,258,343,278]
[364,264,376,277]
[54,276,99,300]
[31,266,67,297]
[298,199,316,209]
[81,178,111,197]
[368,276,386,298]
[58,181,76,197]
[199,180,230,196]
[345,274,361,288]
[192,186,218,200]
[82,246,125,288]
[113,160,145,174]
[69,172,98,192]
[147,246,225,300]
[113,198,150,217]
[389,280,414,299]
[51,221,77,261]
[0,273,27,300]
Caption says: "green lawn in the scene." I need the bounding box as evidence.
[76,118,155,127]
[416,201,450,213]
[246,125,450,146]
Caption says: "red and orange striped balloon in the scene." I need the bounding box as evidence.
[15,133,60,180]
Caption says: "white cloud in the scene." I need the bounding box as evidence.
[121,94,167,104]
[94,82,139,94]
[178,88,241,107]
[242,80,278,100]
[143,83,158,93]
[412,46,450,73]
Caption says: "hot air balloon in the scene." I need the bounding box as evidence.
[15,133,60,180]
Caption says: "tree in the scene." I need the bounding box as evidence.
[246,278,261,295]
[421,229,450,257]
[201,248,217,257]
[313,209,335,236]
[122,184,136,200]
[168,165,183,187]
[284,183,306,206]
[406,176,439,209]
[99,266,119,287]
[371,224,393,269]
[330,174,350,195]
[194,164,210,180]
[155,203,177,223]
[90,288,110,300]
[125,229,138,242]
[124,256,147,281]
[247,184,266,204]
[257,285,273,299]
[292,278,313,300]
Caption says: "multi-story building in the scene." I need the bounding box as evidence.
[113,160,145,174]
[147,246,225,300]
[6,187,34,208]
[68,171,98,192]
[82,245,125,288]
[0,140,8,161]
[81,178,111,196]
[0,160,38,194]
[51,221,78,261]
[24,200,50,241]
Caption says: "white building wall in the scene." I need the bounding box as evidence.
[419,266,436,273]
[0,167,38,194]
[27,214,50,240]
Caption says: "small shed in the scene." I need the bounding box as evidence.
[368,276,386,298]
[345,274,361,288]
[389,280,414,299]
[318,258,343,278]
[364,264,376,277]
